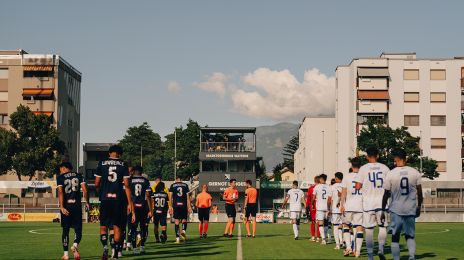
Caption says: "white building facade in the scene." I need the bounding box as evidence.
[294,117,336,182]
[335,53,464,182]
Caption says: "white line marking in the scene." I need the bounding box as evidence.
[236,223,243,260]
[28,229,98,236]
[416,229,450,235]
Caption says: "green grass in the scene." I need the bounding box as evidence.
[0,222,461,259]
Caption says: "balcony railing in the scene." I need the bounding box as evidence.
[461,78,464,89]
[201,142,255,152]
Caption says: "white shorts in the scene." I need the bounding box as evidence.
[289,211,301,220]
[363,211,387,228]
[331,213,342,225]
[316,210,327,221]
[342,212,363,227]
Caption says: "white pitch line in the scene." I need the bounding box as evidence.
[236,223,243,260]
[416,229,450,235]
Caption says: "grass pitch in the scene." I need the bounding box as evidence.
[0,222,461,259]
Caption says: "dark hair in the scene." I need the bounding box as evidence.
[230,178,237,183]
[350,157,361,169]
[132,165,143,174]
[366,146,379,157]
[330,178,336,185]
[176,175,181,180]
[392,148,407,160]
[319,174,327,181]
[109,144,123,155]
[335,172,343,180]
[246,180,252,185]
[155,181,165,193]
[292,180,298,187]
[59,162,73,170]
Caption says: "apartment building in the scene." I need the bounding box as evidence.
[294,116,336,182]
[0,49,81,170]
[335,52,464,182]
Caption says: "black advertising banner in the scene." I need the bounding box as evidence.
[199,152,256,161]
[199,172,256,192]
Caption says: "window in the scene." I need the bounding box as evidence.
[67,119,73,128]
[0,69,8,79]
[404,69,419,80]
[431,138,446,149]
[201,161,227,172]
[404,115,419,126]
[0,114,8,124]
[436,161,447,172]
[430,69,446,80]
[430,92,446,103]
[404,92,419,102]
[23,70,54,78]
[431,115,446,126]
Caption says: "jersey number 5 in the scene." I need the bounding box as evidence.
[108,166,117,182]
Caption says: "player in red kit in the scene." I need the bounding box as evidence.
[306,175,320,241]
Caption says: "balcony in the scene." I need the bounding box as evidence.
[201,141,255,152]
[357,90,389,100]
[357,100,388,113]
[461,78,464,89]
[358,78,388,90]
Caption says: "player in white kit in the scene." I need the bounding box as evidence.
[381,149,423,260]
[355,147,390,260]
[312,174,330,245]
[328,172,343,250]
[340,157,364,257]
[281,181,305,240]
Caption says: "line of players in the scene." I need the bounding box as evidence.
[56,144,260,260]
[282,147,423,260]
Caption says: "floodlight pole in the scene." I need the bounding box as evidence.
[174,129,177,180]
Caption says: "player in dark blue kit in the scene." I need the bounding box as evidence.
[152,181,169,243]
[95,145,135,260]
[128,166,152,255]
[57,162,89,260]
[169,176,192,244]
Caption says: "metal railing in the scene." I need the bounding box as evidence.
[201,142,255,152]
[44,203,60,213]
[422,203,464,214]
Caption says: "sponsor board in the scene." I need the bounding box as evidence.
[0,181,56,189]
[0,213,24,222]
[256,213,273,223]
[261,181,314,189]
[199,152,256,161]
[199,173,255,192]
[0,213,58,222]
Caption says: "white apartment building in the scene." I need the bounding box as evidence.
[294,116,336,182]
[335,52,464,182]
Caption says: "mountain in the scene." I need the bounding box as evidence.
[256,122,299,171]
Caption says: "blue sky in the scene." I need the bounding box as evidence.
[1,1,463,144]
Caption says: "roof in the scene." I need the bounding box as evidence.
[83,143,115,151]
[201,127,256,133]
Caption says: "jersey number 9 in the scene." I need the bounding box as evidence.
[400,177,409,195]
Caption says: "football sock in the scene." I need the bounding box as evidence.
[378,227,387,254]
[100,234,108,248]
[64,251,69,257]
[407,238,416,259]
[155,232,160,241]
[365,228,374,256]
[73,243,78,249]
[141,226,148,246]
[343,228,351,250]
[199,223,203,235]
[74,225,82,245]
[292,224,299,238]
[162,230,167,238]
[110,234,115,250]
[310,222,315,237]
[224,222,230,234]
[333,225,340,245]
[182,222,187,232]
[252,221,256,236]
[175,224,180,238]
[229,223,235,234]
[352,228,356,251]
[391,242,400,260]
[319,226,326,240]
[355,230,363,256]
[62,227,70,251]
[245,221,251,235]
[204,222,209,234]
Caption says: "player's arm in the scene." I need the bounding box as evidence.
[168,191,174,215]
[340,187,347,214]
[281,194,289,209]
[57,185,69,216]
[244,192,248,208]
[381,189,391,222]
[123,178,135,221]
[146,190,153,217]
[94,176,101,194]
[222,191,233,202]
[416,184,423,217]
[186,192,192,214]
[354,172,363,190]
[81,182,90,210]
[327,195,332,212]
[195,196,200,208]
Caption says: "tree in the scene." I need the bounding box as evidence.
[356,121,439,180]
[161,119,201,181]
[119,122,163,178]
[282,135,299,171]
[255,156,267,181]
[272,163,284,181]
[1,105,66,180]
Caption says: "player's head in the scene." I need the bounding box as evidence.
[132,165,143,176]
[319,174,327,183]
[156,181,165,193]
[108,144,123,158]
[128,166,134,176]
[366,146,379,162]
[230,178,237,188]
[292,180,298,188]
[59,161,73,174]
[314,175,320,184]
[350,157,361,172]
[202,184,208,192]
[334,172,343,183]
[392,148,407,166]
[330,178,336,185]
[175,176,181,182]
[245,179,253,188]
[154,175,162,183]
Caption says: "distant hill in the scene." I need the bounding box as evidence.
[256,122,299,171]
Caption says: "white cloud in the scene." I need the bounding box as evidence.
[193,72,228,98]
[167,80,181,93]
[231,68,335,120]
